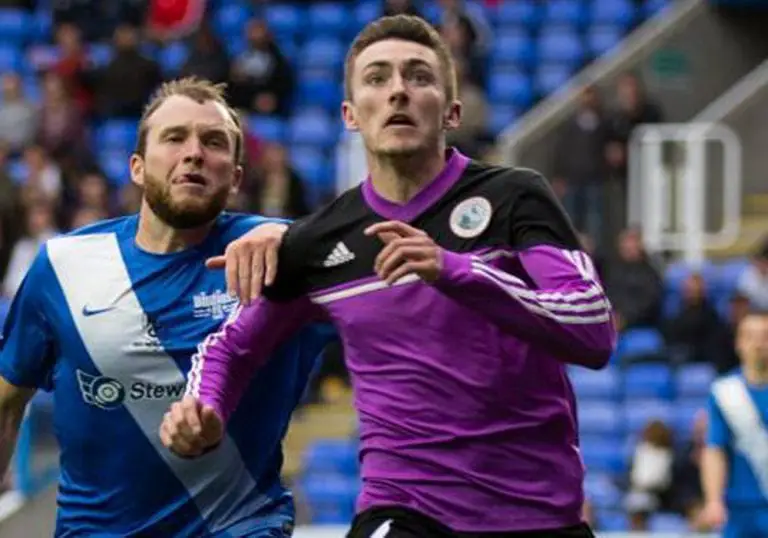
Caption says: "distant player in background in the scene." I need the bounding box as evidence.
[0,77,333,537]
[701,310,768,537]
[162,16,615,538]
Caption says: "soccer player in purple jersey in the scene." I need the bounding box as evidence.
[161,15,616,538]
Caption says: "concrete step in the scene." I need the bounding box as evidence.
[744,193,768,215]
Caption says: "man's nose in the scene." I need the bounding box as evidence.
[388,73,409,104]
[182,137,204,165]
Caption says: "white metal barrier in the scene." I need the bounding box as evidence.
[627,122,742,267]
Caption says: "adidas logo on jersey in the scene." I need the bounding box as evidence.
[323,242,355,267]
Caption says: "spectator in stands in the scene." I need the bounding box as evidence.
[94,24,163,119]
[0,73,38,155]
[50,23,93,115]
[671,410,707,527]
[179,22,231,85]
[437,0,493,56]
[445,59,487,158]
[382,0,422,17]
[736,237,768,310]
[228,18,294,117]
[710,293,750,375]
[69,172,113,223]
[118,182,142,214]
[439,11,486,87]
[20,144,63,208]
[248,143,309,219]
[552,86,609,247]
[0,144,21,282]
[577,231,605,282]
[36,71,88,165]
[665,273,726,364]
[605,72,663,181]
[2,200,58,298]
[624,419,676,530]
[605,227,663,331]
[146,0,205,42]
[70,206,109,229]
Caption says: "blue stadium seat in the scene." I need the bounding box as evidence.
[584,472,622,509]
[303,439,358,476]
[496,0,542,27]
[7,159,27,184]
[300,474,358,523]
[264,3,304,37]
[544,0,588,27]
[356,1,380,28]
[291,146,332,187]
[487,104,519,136]
[96,120,139,152]
[247,115,286,143]
[578,401,622,436]
[0,44,22,72]
[213,3,251,36]
[598,510,629,531]
[623,362,674,399]
[0,9,32,44]
[98,151,131,186]
[0,296,9,327]
[649,512,688,532]
[31,10,51,43]
[617,327,665,362]
[289,110,337,147]
[673,398,705,439]
[493,29,536,68]
[580,436,625,473]
[586,24,623,57]
[158,41,189,76]
[487,70,533,108]
[87,43,113,68]
[624,399,674,434]
[644,0,671,17]
[308,2,350,37]
[590,0,637,27]
[538,27,584,65]
[535,63,573,96]
[297,72,342,110]
[569,365,621,400]
[676,363,716,398]
[299,37,345,70]
[717,257,749,296]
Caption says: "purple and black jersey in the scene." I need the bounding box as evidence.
[187,149,617,532]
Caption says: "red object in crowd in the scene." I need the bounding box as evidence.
[147,0,206,39]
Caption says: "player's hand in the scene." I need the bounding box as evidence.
[698,499,727,529]
[160,396,224,458]
[365,221,442,285]
[205,222,288,305]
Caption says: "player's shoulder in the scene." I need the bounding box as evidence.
[64,214,136,238]
[710,370,745,396]
[213,212,290,243]
[461,161,552,198]
[284,186,367,249]
[43,215,135,269]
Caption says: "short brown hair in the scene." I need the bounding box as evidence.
[135,77,244,164]
[344,15,457,103]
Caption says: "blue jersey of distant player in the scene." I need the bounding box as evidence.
[708,370,768,537]
[0,213,334,538]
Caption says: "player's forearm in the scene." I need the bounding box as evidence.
[433,246,615,368]
[186,296,318,424]
[701,446,728,503]
[0,381,33,478]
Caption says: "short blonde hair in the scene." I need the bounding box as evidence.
[344,15,457,103]
[135,77,244,164]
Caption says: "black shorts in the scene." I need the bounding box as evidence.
[347,506,596,538]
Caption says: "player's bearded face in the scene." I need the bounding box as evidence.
[134,96,242,229]
[344,40,458,157]
[143,169,231,229]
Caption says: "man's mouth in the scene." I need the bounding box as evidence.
[174,173,207,186]
[385,114,416,127]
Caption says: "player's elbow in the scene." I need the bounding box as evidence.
[570,325,617,370]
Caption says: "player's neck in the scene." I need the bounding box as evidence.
[368,145,447,204]
[744,362,768,386]
[135,203,213,254]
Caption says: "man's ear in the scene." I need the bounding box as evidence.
[129,153,145,187]
[342,100,359,132]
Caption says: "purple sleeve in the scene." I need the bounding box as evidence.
[185,295,320,423]
[432,244,616,368]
